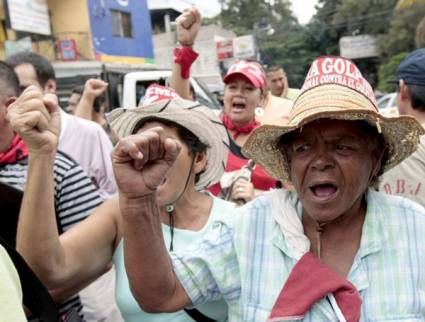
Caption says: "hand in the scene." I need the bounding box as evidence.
[83,78,108,100]
[7,86,61,156]
[175,7,201,47]
[112,127,181,199]
[230,179,255,205]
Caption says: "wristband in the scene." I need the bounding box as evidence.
[173,46,199,79]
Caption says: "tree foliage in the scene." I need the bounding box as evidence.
[377,52,408,92]
[212,0,424,91]
[379,3,425,59]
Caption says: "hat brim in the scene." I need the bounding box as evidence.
[243,90,425,184]
[107,99,229,190]
[223,72,262,88]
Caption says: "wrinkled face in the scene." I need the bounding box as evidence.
[284,119,382,223]
[223,75,262,127]
[67,93,81,114]
[137,122,195,207]
[14,64,41,92]
[267,69,286,96]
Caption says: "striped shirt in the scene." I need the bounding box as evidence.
[172,189,425,321]
[0,151,103,321]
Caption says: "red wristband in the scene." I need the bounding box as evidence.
[173,46,199,79]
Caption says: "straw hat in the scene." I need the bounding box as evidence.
[243,56,425,184]
[107,97,229,190]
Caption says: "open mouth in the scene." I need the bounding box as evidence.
[232,102,246,112]
[309,183,338,200]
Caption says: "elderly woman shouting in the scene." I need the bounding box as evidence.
[107,56,425,322]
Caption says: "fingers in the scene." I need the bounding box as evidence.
[230,180,255,203]
[192,7,201,26]
[84,79,108,97]
[177,7,201,29]
[10,110,50,134]
[112,128,180,169]
[7,86,54,132]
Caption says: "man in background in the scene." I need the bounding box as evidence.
[266,65,300,101]
[0,61,102,321]
[6,52,117,200]
[379,48,425,208]
[6,52,122,322]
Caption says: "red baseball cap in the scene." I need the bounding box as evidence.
[223,60,266,89]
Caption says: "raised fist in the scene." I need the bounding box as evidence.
[7,86,60,156]
[175,7,201,47]
[111,127,181,199]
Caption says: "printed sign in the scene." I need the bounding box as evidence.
[216,39,233,61]
[233,35,256,59]
[8,0,51,35]
[58,39,78,61]
[339,35,378,59]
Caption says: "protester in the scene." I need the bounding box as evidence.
[0,243,26,322]
[13,87,232,322]
[0,61,103,321]
[6,52,117,200]
[6,52,121,322]
[107,56,425,321]
[67,84,84,114]
[73,78,119,144]
[171,8,279,205]
[378,48,425,207]
[266,65,301,101]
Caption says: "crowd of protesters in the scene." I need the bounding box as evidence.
[1,6,425,322]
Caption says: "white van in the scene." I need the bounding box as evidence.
[121,71,222,112]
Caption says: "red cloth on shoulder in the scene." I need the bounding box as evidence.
[267,252,361,322]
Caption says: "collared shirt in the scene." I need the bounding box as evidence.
[172,189,425,321]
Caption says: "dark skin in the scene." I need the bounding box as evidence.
[282,119,384,276]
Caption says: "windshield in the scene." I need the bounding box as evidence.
[192,78,222,110]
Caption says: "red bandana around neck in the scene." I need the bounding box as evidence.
[221,114,259,140]
[0,134,29,165]
[267,252,361,322]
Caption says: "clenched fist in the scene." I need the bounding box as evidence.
[175,7,201,47]
[112,127,181,200]
[7,86,60,156]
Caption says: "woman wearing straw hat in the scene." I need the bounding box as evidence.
[171,8,279,205]
[14,88,232,322]
[102,56,425,321]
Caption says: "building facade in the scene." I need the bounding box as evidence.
[0,0,154,64]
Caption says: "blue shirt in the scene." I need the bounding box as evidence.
[172,189,425,321]
[113,196,233,322]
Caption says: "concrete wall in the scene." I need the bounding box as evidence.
[47,0,94,60]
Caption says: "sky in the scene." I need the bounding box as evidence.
[194,0,319,25]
